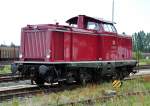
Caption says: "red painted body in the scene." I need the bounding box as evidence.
[20,15,132,62]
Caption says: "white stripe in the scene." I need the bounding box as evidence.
[47,29,131,38]
[24,29,131,38]
[15,60,137,64]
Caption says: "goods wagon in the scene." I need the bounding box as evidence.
[0,46,19,61]
[12,15,137,85]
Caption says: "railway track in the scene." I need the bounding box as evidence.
[0,66,149,103]
[0,73,12,77]
[0,83,79,102]
[135,65,150,69]
[125,72,150,81]
[0,74,28,83]
[0,74,149,103]
[0,61,15,65]
[0,74,149,104]
[0,85,41,101]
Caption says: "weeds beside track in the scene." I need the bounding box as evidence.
[58,90,150,106]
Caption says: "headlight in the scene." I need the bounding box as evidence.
[46,54,50,59]
[46,49,51,59]
[19,54,23,58]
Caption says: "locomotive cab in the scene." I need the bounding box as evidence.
[66,15,117,33]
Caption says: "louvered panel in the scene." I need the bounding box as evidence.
[24,31,47,60]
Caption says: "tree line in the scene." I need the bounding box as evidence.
[132,31,150,53]
[0,42,19,47]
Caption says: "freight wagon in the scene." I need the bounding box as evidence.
[12,15,137,85]
[0,46,19,61]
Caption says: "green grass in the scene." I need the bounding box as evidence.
[1,78,150,106]
[139,59,150,65]
[0,65,11,74]
[95,95,150,106]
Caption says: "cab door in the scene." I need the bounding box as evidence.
[100,23,118,60]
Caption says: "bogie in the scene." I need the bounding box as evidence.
[13,61,136,86]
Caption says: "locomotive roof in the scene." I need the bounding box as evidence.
[66,15,115,25]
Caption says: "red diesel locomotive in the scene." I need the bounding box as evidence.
[12,15,137,85]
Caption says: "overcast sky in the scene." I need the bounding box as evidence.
[0,0,149,45]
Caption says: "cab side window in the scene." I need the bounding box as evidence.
[87,22,100,30]
[103,23,117,33]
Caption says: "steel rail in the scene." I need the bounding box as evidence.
[0,84,79,102]
[0,75,28,83]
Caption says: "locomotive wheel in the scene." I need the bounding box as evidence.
[34,78,45,86]
[79,72,91,86]
[80,78,86,86]
[123,71,130,78]
[112,71,123,80]
[58,81,66,86]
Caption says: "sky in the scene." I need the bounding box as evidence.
[0,0,149,45]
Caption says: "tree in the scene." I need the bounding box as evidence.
[132,31,150,53]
